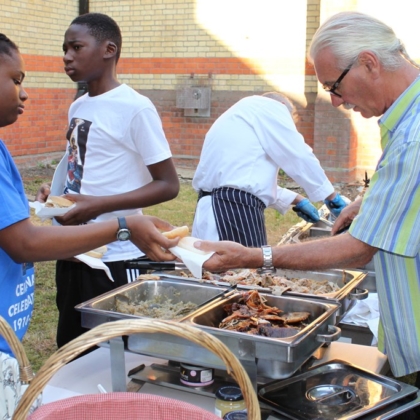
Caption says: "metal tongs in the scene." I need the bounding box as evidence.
[318,217,334,227]
[124,256,187,271]
[319,215,350,235]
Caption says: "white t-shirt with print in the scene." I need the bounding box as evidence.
[64,84,172,261]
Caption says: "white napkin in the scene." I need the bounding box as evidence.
[341,293,379,345]
[169,246,214,279]
[29,202,113,281]
[75,253,114,282]
[29,201,75,221]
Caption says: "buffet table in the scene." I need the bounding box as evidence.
[42,342,390,419]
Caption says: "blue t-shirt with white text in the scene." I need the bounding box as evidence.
[0,139,34,356]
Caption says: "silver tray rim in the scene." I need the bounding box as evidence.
[75,278,229,322]
[152,268,367,301]
[182,292,341,346]
[258,359,419,419]
[76,278,341,346]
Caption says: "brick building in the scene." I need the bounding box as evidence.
[1,0,418,183]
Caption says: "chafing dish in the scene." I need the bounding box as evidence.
[76,278,229,328]
[258,359,420,419]
[77,279,341,381]
[145,269,367,323]
[125,257,370,313]
[128,294,340,380]
[272,269,368,323]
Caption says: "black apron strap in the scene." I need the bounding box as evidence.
[211,187,267,247]
[198,190,212,200]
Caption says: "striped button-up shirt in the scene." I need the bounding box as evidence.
[350,76,420,377]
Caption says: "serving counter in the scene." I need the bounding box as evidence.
[42,342,394,419]
[41,261,420,418]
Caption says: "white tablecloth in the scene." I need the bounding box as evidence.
[41,342,389,419]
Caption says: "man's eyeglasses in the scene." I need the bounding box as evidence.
[323,63,353,98]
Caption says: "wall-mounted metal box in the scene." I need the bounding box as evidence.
[176,75,212,117]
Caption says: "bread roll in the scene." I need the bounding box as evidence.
[85,245,107,259]
[45,195,74,208]
[178,236,211,255]
[162,225,190,239]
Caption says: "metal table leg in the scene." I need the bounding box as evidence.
[242,359,258,392]
[109,337,127,391]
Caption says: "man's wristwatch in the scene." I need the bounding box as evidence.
[116,217,131,241]
[257,245,276,274]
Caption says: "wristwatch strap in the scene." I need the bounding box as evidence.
[118,217,128,230]
[116,217,131,241]
[257,245,276,274]
[258,245,276,274]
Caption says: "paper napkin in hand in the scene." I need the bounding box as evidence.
[75,253,114,282]
[29,201,75,221]
[168,245,214,279]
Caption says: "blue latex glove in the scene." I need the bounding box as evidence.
[292,199,320,223]
[324,193,347,217]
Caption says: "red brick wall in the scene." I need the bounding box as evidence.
[4,53,319,172]
[144,89,315,171]
[3,85,317,173]
[4,0,418,185]
[2,53,357,182]
[4,53,316,173]
[2,87,73,167]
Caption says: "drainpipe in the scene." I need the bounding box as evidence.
[79,0,89,14]
[74,0,89,99]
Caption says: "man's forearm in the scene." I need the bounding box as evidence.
[271,234,376,271]
[234,234,377,271]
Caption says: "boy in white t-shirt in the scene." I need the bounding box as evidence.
[0,32,178,359]
[39,13,179,348]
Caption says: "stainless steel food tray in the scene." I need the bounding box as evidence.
[272,269,367,322]
[75,278,229,328]
[127,290,341,380]
[77,279,341,380]
[126,259,370,308]
[151,269,367,323]
[258,359,420,419]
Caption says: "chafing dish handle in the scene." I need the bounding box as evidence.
[348,288,369,301]
[315,325,341,343]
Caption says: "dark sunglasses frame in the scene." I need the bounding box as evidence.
[323,63,353,98]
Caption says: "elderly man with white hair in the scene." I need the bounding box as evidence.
[199,11,420,384]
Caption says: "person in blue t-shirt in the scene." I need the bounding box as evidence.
[0,33,179,356]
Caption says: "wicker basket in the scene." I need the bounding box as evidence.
[0,316,39,420]
[13,319,261,420]
[0,316,34,384]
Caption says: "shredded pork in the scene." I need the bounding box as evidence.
[219,269,342,296]
[114,294,197,320]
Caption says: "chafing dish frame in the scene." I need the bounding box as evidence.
[77,281,341,385]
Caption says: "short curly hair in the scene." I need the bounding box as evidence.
[0,33,19,61]
[71,13,122,61]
